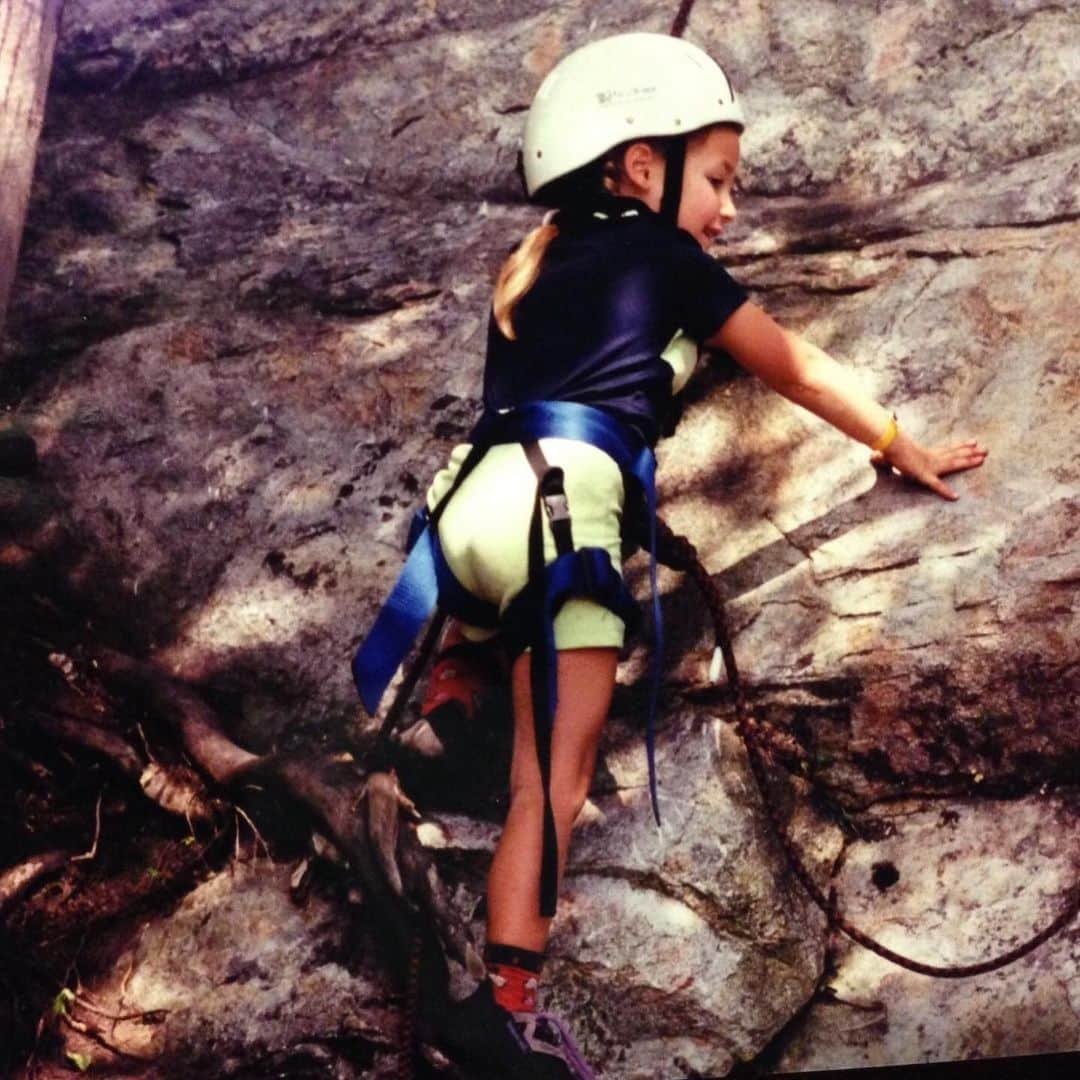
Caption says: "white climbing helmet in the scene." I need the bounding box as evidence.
[522,31,745,199]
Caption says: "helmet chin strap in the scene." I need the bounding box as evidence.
[658,135,686,227]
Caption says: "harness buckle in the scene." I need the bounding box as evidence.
[542,491,570,524]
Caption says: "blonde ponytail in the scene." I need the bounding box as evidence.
[492,219,559,340]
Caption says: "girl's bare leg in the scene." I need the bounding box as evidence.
[486,646,618,952]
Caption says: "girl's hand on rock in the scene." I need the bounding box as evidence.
[872,436,988,501]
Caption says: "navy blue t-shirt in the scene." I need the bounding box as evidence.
[483,196,748,446]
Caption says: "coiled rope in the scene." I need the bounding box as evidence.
[661,0,1078,976]
[653,516,1080,978]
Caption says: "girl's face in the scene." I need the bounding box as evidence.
[615,125,741,250]
[677,125,741,249]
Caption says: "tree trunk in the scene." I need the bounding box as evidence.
[0,0,63,343]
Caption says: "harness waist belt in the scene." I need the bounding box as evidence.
[351,400,664,831]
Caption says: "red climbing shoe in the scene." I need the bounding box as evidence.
[419,637,506,745]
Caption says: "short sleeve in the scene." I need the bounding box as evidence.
[670,238,749,343]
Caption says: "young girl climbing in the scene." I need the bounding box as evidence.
[354,31,987,1079]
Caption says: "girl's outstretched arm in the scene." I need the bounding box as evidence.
[707,302,988,500]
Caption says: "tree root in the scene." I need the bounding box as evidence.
[0,851,70,919]
[57,1005,156,1064]
[90,647,260,785]
[7,634,477,1074]
[82,644,480,991]
[35,710,220,827]
[36,713,143,780]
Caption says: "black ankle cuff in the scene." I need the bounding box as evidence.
[484,942,544,974]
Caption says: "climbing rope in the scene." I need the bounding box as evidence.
[659,0,1079,974]
[400,933,423,1080]
[669,0,698,39]
[653,516,1080,978]
[374,610,448,768]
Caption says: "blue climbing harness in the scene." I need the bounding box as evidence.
[352,400,664,915]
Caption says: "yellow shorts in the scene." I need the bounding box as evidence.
[426,438,627,650]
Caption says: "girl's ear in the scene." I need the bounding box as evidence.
[620,141,661,194]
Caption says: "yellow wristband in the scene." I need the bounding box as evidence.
[870,414,899,453]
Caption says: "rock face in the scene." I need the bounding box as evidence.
[6,0,1079,1076]
[61,864,404,1078]
[766,791,1080,1072]
[536,715,837,1078]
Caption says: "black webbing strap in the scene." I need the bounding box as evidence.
[659,135,687,226]
[523,441,574,557]
[522,440,574,915]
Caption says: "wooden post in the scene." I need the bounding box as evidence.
[0,0,64,344]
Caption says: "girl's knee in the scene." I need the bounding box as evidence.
[508,771,590,828]
[551,774,592,828]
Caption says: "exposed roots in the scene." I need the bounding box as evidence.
[0,852,70,919]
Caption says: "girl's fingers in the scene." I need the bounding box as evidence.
[872,438,987,498]
[935,440,987,457]
[934,443,989,476]
[921,471,959,500]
